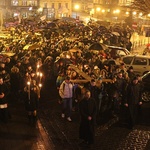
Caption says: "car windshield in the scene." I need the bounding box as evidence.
[142,72,150,79]
[123,57,133,64]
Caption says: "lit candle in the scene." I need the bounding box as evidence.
[37,64,40,68]
[37,72,40,76]
[39,83,42,89]
[36,64,40,73]
[40,73,43,82]
[27,81,30,100]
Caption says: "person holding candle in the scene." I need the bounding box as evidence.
[24,80,40,125]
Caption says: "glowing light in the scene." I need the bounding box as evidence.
[133,11,137,15]
[74,4,79,10]
[139,13,143,16]
[126,12,129,15]
[102,9,105,13]
[96,8,101,11]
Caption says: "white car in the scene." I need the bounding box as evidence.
[122,55,150,75]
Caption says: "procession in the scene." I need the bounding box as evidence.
[0,16,149,149]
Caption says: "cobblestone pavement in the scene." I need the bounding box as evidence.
[38,84,150,150]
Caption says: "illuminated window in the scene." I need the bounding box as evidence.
[58,3,61,9]
[22,1,27,6]
[11,0,19,6]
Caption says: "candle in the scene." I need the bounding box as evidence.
[37,72,40,76]
[39,73,42,82]
[27,81,30,100]
[36,64,40,73]
[39,83,42,89]
[37,64,40,69]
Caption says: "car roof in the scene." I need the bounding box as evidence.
[122,54,150,59]
[107,45,128,50]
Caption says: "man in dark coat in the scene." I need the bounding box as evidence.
[79,90,97,146]
[124,76,142,129]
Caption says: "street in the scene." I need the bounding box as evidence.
[37,81,150,150]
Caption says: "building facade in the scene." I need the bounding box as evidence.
[40,0,72,20]
[9,0,39,18]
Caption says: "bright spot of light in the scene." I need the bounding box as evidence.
[29,7,32,11]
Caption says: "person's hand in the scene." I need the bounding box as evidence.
[0,93,4,98]
[139,102,142,105]
[88,116,92,121]
[124,103,128,107]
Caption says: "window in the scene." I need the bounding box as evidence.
[52,3,54,8]
[22,1,27,6]
[143,73,150,82]
[117,50,126,56]
[12,0,19,6]
[58,3,61,9]
[65,3,68,8]
[44,3,47,8]
[133,58,147,65]
[123,57,133,65]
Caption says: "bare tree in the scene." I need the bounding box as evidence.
[131,0,150,15]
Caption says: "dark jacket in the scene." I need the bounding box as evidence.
[79,97,97,144]
[125,82,142,105]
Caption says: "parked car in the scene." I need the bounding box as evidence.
[122,55,150,76]
[105,46,131,59]
[141,71,150,102]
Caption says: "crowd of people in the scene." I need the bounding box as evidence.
[0,18,143,147]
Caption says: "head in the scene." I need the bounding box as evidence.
[90,79,96,86]
[132,76,139,84]
[117,72,123,79]
[84,90,91,99]
[129,66,134,72]
[65,76,71,83]
[0,77,3,85]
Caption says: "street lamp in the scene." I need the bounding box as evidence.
[74,4,79,19]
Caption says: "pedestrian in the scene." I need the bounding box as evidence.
[59,76,73,122]
[0,76,11,123]
[127,66,136,82]
[124,76,142,129]
[79,90,97,147]
[24,80,40,125]
[56,71,65,104]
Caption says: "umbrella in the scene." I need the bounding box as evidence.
[61,17,75,22]
[69,48,82,53]
[59,51,72,59]
[88,43,108,51]
[112,32,120,36]
[0,52,15,57]
[47,22,58,28]
[54,57,72,64]
[23,43,39,51]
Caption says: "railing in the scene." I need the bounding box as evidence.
[131,33,150,54]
